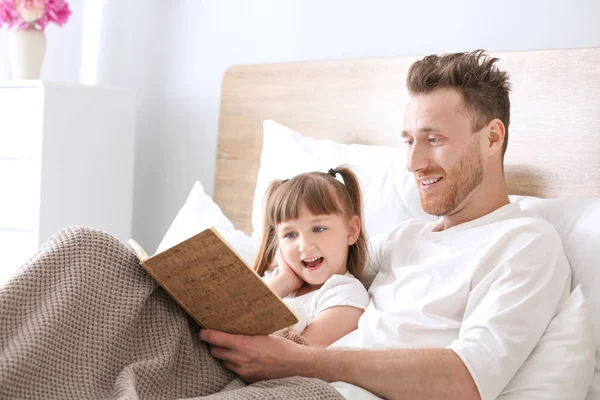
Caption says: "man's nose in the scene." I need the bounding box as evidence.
[407,142,429,173]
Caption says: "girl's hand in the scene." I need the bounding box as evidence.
[268,250,304,298]
[275,250,304,290]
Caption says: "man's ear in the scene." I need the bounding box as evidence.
[347,215,361,246]
[485,118,506,157]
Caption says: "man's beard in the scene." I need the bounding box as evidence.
[419,141,484,216]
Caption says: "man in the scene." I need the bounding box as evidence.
[200,50,571,400]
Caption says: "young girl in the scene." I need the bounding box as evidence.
[253,166,370,348]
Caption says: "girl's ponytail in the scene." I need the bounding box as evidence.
[330,166,368,280]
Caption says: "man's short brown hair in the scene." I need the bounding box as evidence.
[407,50,511,161]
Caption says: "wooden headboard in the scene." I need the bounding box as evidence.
[215,48,600,235]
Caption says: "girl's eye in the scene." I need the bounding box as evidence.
[284,232,297,239]
[405,140,414,147]
[313,227,326,233]
[429,137,440,143]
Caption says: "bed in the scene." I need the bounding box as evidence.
[3,48,600,400]
[209,47,600,398]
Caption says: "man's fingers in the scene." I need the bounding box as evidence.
[210,345,236,362]
[200,329,239,348]
[210,345,250,378]
[222,361,238,373]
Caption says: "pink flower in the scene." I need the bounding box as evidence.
[0,0,71,31]
[0,0,18,28]
[16,0,45,23]
[0,8,11,27]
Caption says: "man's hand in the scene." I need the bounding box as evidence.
[199,329,312,382]
[200,329,480,399]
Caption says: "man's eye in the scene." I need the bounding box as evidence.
[429,137,440,143]
[284,232,297,239]
[313,227,326,233]
[405,140,414,146]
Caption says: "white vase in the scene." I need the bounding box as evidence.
[7,27,46,80]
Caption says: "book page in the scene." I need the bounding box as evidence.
[127,239,148,261]
[140,228,298,335]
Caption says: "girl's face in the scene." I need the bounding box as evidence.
[276,202,360,288]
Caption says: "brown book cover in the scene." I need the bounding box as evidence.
[127,228,298,335]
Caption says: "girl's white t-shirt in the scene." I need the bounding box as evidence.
[264,270,369,332]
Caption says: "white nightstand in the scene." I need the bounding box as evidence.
[0,81,136,284]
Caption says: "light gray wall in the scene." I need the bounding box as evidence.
[1,0,599,251]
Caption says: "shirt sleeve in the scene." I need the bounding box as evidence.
[448,223,572,400]
[313,274,370,317]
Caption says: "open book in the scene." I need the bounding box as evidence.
[127,228,298,335]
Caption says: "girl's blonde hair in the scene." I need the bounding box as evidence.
[252,165,368,280]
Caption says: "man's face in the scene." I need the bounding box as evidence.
[402,88,484,216]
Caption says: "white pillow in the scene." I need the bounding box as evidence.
[498,285,595,399]
[250,120,432,245]
[510,196,600,399]
[156,181,257,265]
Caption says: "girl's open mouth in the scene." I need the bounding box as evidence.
[302,257,324,270]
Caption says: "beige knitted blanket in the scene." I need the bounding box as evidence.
[0,226,343,400]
